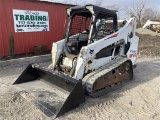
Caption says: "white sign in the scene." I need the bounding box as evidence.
[13,9,49,32]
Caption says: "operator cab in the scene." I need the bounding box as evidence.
[65,5,118,55]
[66,11,92,55]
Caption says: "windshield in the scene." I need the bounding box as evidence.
[92,14,116,41]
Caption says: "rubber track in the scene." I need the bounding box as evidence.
[82,56,133,97]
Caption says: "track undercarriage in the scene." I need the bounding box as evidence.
[83,57,133,97]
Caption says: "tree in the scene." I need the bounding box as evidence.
[124,0,147,28]
[142,8,160,24]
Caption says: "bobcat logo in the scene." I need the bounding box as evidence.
[90,49,94,54]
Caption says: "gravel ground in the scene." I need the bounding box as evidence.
[0,58,160,120]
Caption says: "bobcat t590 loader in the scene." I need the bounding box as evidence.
[14,5,139,119]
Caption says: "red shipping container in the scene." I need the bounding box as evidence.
[0,0,72,57]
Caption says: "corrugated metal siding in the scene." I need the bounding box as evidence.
[0,0,70,57]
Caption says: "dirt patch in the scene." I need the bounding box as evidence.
[0,58,160,120]
[136,28,160,58]
[0,77,49,120]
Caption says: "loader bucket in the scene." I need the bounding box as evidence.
[13,64,85,119]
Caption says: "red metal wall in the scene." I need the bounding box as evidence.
[0,0,70,57]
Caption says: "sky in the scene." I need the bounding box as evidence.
[42,0,160,19]
[102,0,160,18]
[102,0,160,11]
[51,0,160,10]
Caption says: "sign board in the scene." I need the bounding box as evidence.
[13,9,49,32]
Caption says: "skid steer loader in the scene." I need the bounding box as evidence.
[14,5,139,119]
